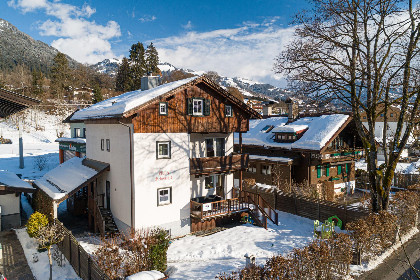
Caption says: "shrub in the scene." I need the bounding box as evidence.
[390,191,420,234]
[26,212,49,238]
[149,228,170,272]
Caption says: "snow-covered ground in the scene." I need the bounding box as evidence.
[0,109,68,179]
[356,159,416,174]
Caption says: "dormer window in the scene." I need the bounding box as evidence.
[261,125,274,133]
[159,102,168,115]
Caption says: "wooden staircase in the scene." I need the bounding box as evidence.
[241,190,279,229]
[98,207,119,237]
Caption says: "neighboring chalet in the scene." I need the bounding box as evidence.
[56,110,86,164]
[236,112,364,198]
[33,76,261,237]
[0,87,39,230]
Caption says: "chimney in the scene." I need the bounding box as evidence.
[286,98,298,122]
[141,73,161,91]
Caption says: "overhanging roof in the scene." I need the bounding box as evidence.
[0,171,35,193]
[0,88,40,118]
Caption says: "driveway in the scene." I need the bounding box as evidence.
[0,230,34,280]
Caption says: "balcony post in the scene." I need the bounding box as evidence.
[239,132,243,193]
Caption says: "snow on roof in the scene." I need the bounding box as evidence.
[125,270,165,280]
[34,157,99,200]
[55,137,86,144]
[0,171,34,190]
[71,77,197,120]
[249,155,292,163]
[236,114,350,151]
[271,124,308,133]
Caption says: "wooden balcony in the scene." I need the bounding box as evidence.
[190,153,249,176]
[190,197,248,220]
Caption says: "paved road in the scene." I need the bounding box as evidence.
[0,230,34,280]
[358,231,420,280]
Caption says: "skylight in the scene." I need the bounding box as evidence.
[261,125,274,133]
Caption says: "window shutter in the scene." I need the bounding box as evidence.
[346,163,349,173]
[337,165,342,175]
[187,98,193,115]
[317,165,321,178]
[326,165,330,176]
[204,99,211,116]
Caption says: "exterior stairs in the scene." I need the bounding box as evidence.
[241,191,279,229]
[98,206,119,237]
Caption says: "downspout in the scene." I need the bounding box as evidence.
[119,121,135,230]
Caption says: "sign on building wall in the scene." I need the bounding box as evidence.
[59,142,86,153]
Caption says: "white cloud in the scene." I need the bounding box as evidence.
[155,19,295,86]
[8,0,121,64]
[139,15,157,23]
[182,20,193,30]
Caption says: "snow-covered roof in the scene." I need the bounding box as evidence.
[0,171,34,191]
[55,137,86,144]
[125,270,165,280]
[249,155,293,163]
[271,124,308,133]
[34,157,109,201]
[71,77,197,120]
[236,114,350,151]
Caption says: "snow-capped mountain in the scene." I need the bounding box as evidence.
[91,58,121,76]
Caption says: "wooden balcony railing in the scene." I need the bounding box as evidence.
[190,197,248,220]
[190,153,249,176]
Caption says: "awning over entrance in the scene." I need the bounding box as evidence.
[0,171,35,193]
[0,88,40,118]
[34,157,109,203]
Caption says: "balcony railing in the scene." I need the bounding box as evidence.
[190,197,247,220]
[190,153,249,176]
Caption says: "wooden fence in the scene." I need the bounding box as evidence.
[357,173,420,189]
[243,185,370,228]
[55,220,111,280]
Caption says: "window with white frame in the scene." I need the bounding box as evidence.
[156,141,171,159]
[205,138,225,157]
[248,163,257,173]
[193,99,203,115]
[106,139,110,152]
[157,187,171,206]
[159,102,168,115]
[261,165,271,175]
[225,105,232,117]
[74,128,81,138]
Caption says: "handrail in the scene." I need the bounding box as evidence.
[190,197,246,219]
[245,194,267,229]
[94,201,105,237]
[242,190,278,225]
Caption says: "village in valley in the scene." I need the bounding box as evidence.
[0,1,420,280]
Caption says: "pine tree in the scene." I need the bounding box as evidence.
[129,42,146,90]
[50,52,70,99]
[115,57,132,92]
[92,84,103,104]
[145,42,159,75]
[31,70,44,97]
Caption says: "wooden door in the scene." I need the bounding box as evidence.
[106,181,110,210]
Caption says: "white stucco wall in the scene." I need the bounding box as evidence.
[86,123,132,232]
[133,133,191,237]
[0,193,20,215]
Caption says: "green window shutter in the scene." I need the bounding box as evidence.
[337,165,342,175]
[346,163,349,173]
[204,99,211,116]
[317,165,321,178]
[326,165,330,176]
[187,98,193,115]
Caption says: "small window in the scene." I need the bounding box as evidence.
[390,113,393,117]
[225,105,232,117]
[101,139,104,151]
[363,116,366,119]
[261,125,274,133]
[380,113,384,117]
[106,139,110,152]
[74,128,81,138]
[159,102,168,115]
[248,163,257,173]
[82,128,86,138]
[261,165,271,175]
[156,141,171,159]
[205,176,214,189]
[157,187,172,206]
[193,99,203,115]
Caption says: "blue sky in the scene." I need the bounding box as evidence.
[2,0,310,86]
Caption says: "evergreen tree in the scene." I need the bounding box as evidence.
[115,57,132,92]
[145,42,159,75]
[129,42,146,90]
[92,84,103,104]
[31,70,44,97]
[50,52,70,99]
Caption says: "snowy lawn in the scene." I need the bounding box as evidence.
[167,211,314,279]
[15,228,81,280]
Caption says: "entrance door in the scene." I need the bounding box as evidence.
[106,181,110,210]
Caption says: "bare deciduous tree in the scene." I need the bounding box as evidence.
[275,0,420,212]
